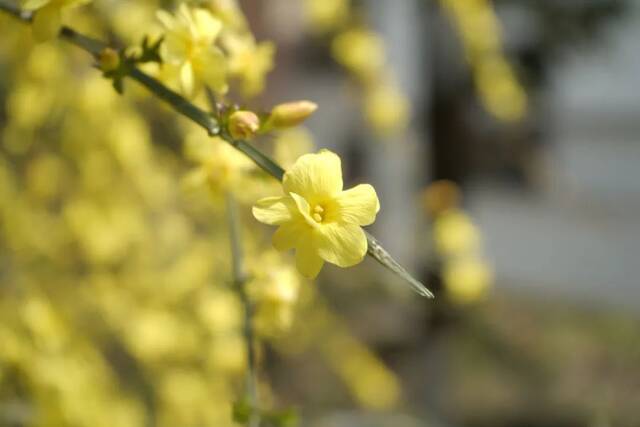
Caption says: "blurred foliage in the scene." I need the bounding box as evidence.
[0,0,409,425]
[0,0,635,426]
[304,0,410,136]
[428,0,629,185]
[440,0,527,122]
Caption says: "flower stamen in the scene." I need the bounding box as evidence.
[312,204,324,223]
[253,150,380,279]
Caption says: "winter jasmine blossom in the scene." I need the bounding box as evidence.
[253,150,379,278]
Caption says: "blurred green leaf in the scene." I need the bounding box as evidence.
[232,397,253,425]
[262,408,299,427]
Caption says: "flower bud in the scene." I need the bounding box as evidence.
[422,180,461,216]
[228,110,260,140]
[98,48,120,72]
[267,101,318,129]
[124,45,143,60]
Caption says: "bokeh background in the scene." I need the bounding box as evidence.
[1,0,639,426]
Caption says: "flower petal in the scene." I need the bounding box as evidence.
[283,150,343,201]
[180,61,195,97]
[23,0,50,11]
[252,196,295,225]
[178,3,193,27]
[295,238,324,279]
[156,10,175,30]
[289,192,317,228]
[335,184,380,226]
[65,0,93,9]
[272,221,306,251]
[193,8,223,43]
[316,223,367,267]
[32,4,61,42]
[197,48,228,94]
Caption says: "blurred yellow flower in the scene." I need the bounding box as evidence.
[64,198,144,265]
[253,302,295,337]
[225,34,275,97]
[364,82,410,135]
[159,369,231,425]
[304,0,348,33]
[253,150,379,278]
[182,131,255,200]
[249,252,302,336]
[323,329,400,410]
[25,152,67,201]
[476,55,528,122]
[332,28,385,81]
[7,80,55,128]
[443,257,493,304]
[157,4,227,97]
[110,2,158,44]
[23,0,91,41]
[209,0,247,30]
[197,289,243,334]
[441,0,528,122]
[433,208,481,257]
[249,260,300,305]
[125,310,198,362]
[273,127,315,169]
[422,180,461,216]
[206,334,246,374]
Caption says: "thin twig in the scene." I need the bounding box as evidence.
[0,0,28,20]
[0,0,433,298]
[226,193,260,427]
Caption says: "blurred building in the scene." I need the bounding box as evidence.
[468,1,640,311]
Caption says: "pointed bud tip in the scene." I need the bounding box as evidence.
[268,101,318,129]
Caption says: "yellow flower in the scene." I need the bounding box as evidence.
[421,180,461,216]
[252,150,379,279]
[476,56,527,122]
[433,209,481,257]
[364,82,410,135]
[443,257,492,304]
[304,0,348,33]
[247,251,301,336]
[273,128,315,169]
[157,4,227,97]
[182,131,255,199]
[23,0,92,42]
[209,0,247,30]
[331,28,385,81]
[248,251,300,305]
[225,33,275,97]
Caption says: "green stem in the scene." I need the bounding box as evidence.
[129,68,221,136]
[0,0,432,298]
[0,0,26,19]
[226,193,260,427]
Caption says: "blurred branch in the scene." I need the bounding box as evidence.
[226,193,260,427]
[0,0,433,298]
[0,0,27,20]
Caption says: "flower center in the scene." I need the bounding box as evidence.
[312,204,325,223]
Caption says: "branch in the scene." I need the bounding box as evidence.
[0,0,433,298]
[0,0,27,20]
[226,193,260,427]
